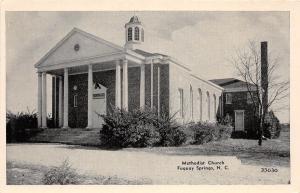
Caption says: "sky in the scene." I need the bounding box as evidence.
[5,11,290,123]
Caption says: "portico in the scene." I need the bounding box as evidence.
[35,28,150,128]
[37,56,148,128]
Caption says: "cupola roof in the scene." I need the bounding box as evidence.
[129,15,141,24]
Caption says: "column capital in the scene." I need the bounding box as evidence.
[115,59,121,65]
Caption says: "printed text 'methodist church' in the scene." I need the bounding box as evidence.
[35,16,259,134]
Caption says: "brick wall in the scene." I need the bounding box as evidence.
[55,64,169,128]
[145,63,169,115]
[128,67,140,111]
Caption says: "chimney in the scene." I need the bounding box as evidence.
[261,41,268,114]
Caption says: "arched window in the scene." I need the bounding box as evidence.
[179,88,184,118]
[213,94,216,120]
[141,28,144,42]
[198,89,202,121]
[134,27,140,40]
[190,86,193,120]
[128,27,132,41]
[207,91,210,120]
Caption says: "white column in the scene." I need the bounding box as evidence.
[63,68,69,128]
[115,60,121,108]
[140,63,145,109]
[157,65,160,116]
[58,76,63,127]
[41,72,47,128]
[37,72,42,128]
[150,59,154,109]
[122,59,128,110]
[53,76,57,127]
[87,64,93,128]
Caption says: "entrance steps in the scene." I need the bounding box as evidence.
[28,128,101,146]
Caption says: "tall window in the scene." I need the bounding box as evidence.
[190,86,193,120]
[226,93,232,104]
[207,91,210,120]
[198,89,202,121]
[128,27,132,41]
[247,92,253,104]
[141,28,144,42]
[73,94,78,107]
[134,27,139,40]
[213,94,216,119]
[179,89,184,118]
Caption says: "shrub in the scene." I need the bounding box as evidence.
[6,109,38,142]
[42,159,80,185]
[99,107,186,148]
[99,108,160,148]
[154,113,186,146]
[263,111,281,139]
[128,122,160,147]
[187,122,232,144]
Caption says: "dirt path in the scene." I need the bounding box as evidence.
[7,143,290,184]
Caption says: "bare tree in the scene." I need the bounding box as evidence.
[231,40,289,145]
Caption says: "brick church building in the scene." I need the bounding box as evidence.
[35,16,223,129]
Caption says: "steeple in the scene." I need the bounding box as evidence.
[125,15,144,50]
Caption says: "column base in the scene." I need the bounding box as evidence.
[62,126,69,129]
[86,126,93,130]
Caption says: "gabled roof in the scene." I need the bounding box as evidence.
[209,78,238,86]
[210,78,257,92]
[35,27,124,68]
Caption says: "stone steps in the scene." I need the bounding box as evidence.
[29,128,101,146]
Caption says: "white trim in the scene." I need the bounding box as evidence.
[125,54,144,64]
[224,87,257,92]
[190,74,224,91]
[37,52,125,72]
[168,57,191,71]
[125,49,146,60]
[67,65,140,76]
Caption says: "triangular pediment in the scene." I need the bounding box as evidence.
[35,28,123,67]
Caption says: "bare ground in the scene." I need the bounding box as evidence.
[6,131,290,185]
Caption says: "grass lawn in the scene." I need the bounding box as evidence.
[7,161,152,185]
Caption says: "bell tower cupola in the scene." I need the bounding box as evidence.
[125,15,144,50]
